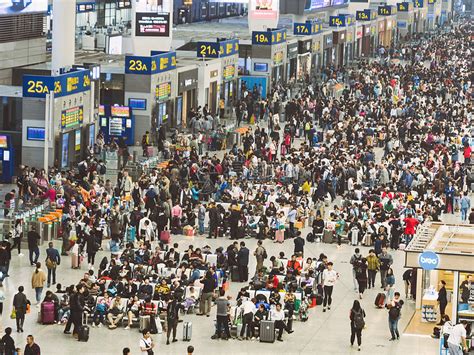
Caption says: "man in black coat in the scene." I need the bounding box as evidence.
[64,284,85,338]
[237,242,250,282]
[294,232,305,257]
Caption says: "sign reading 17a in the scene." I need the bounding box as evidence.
[295,25,310,34]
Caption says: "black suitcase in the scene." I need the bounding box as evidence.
[259,320,275,343]
[231,266,240,282]
[78,312,89,342]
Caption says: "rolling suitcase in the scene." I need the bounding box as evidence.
[275,230,284,243]
[375,293,386,308]
[183,321,192,341]
[231,266,240,282]
[71,253,80,269]
[259,320,275,343]
[78,314,89,342]
[41,302,55,324]
[139,315,150,332]
[350,228,359,246]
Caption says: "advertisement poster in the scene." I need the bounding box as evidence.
[75,129,81,151]
[135,13,170,37]
[0,135,7,148]
[61,133,69,168]
[249,0,279,20]
[0,0,47,16]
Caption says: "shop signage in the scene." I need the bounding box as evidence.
[378,5,394,15]
[111,106,130,117]
[414,0,424,7]
[61,106,84,130]
[293,21,322,35]
[312,40,321,52]
[76,2,95,13]
[273,51,284,65]
[223,65,236,81]
[397,2,410,11]
[418,251,439,270]
[346,30,353,42]
[135,13,170,37]
[22,69,91,99]
[356,9,375,21]
[252,28,287,45]
[116,1,132,9]
[155,82,171,101]
[356,28,363,39]
[196,39,239,58]
[125,51,176,75]
[397,20,408,28]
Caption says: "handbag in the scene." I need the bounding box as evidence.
[26,304,31,314]
[10,309,16,319]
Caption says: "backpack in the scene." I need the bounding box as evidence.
[98,163,106,175]
[353,309,365,330]
[306,232,314,242]
[262,248,268,259]
[389,305,400,320]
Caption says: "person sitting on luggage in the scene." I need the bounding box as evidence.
[42,290,60,322]
[92,296,110,327]
[125,296,140,330]
[107,296,125,329]
[271,303,294,341]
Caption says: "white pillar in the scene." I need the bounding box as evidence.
[452,271,459,322]
[52,0,76,74]
[415,268,423,309]
[44,93,50,173]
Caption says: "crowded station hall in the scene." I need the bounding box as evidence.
[0,0,472,354]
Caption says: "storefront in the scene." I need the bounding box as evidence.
[220,55,238,118]
[344,26,355,64]
[332,29,346,68]
[403,223,474,348]
[177,67,198,128]
[153,71,176,129]
[311,33,323,72]
[377,19,386,48]
[355,26,363,58]
[322,32,334,68]
[297,38,312,81]
[378,6,397,47]
[286,41,299,82]
[396,2,415,40]
[361,25,372,57]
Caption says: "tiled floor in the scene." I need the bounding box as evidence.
[1,227,442,355]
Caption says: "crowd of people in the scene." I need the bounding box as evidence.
[0,19,472,355]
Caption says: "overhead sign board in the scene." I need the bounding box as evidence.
[252,28,287,45]
[293,21,322,35]
[22,69,91,98]
[125,51,177,75]
[196,39,239,58]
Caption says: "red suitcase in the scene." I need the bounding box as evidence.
[41,302,56,324]
[275,230,285,243]
[375,293,386,308]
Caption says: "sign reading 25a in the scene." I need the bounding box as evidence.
[25,77,61,97]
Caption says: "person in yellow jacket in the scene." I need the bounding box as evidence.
[301,179,312,195]
[31,262,47,305]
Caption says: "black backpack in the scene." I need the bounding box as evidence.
[389,306,401,320]
[353,309,365,330]
[306,232,314,242]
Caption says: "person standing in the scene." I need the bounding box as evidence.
[45,242,60,287]
[293,232,305,257]
[437,280,448,323]
[13,286,29,333]
[350,248,363,292]
[165,296,182,345]
[64,284,85,338]
[27,226,41,266]
[10,219,23,256]
[366,249,379,289]
[447,320,468,355]
[387,292,404,341]
[212,290,231,340]
[322,262,339,312]
[197,203,206,235]
[139,329,155,355]
[24,335,40,355]
[237,242,250,283]
[355,258,368,299]
[460,192,471,222]
[402,269,412,299]
[31,263,46,305]
[378,247,393,289]
[0,242,9,287]
[253,240,266,274]
[199,271,215,317]
[349,300,366,351]
[1,327,16,354]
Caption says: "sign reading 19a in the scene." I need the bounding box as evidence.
[128,59,155,72]
[27,79,62,95]
[254,33,270,44]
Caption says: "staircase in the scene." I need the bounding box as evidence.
[406,223,437,252]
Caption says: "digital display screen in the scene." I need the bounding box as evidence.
[0,0,47,17]
[135,13,170,37]
[61,106,84,130]
[254,63,268,72]
[109,117,123,136]
[305,0,332,10]
[61,133,69,168]
[27,127,45,141]
[76,2,95,13]
[111,106,130,117]
[75,129,81,151]
[88,124,95,147]
[0,135,7,148]
[128,98,147,110]
[135,0,170,13]
[116,0,132,9]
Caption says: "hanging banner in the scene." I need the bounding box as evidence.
[22,69,91,98]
